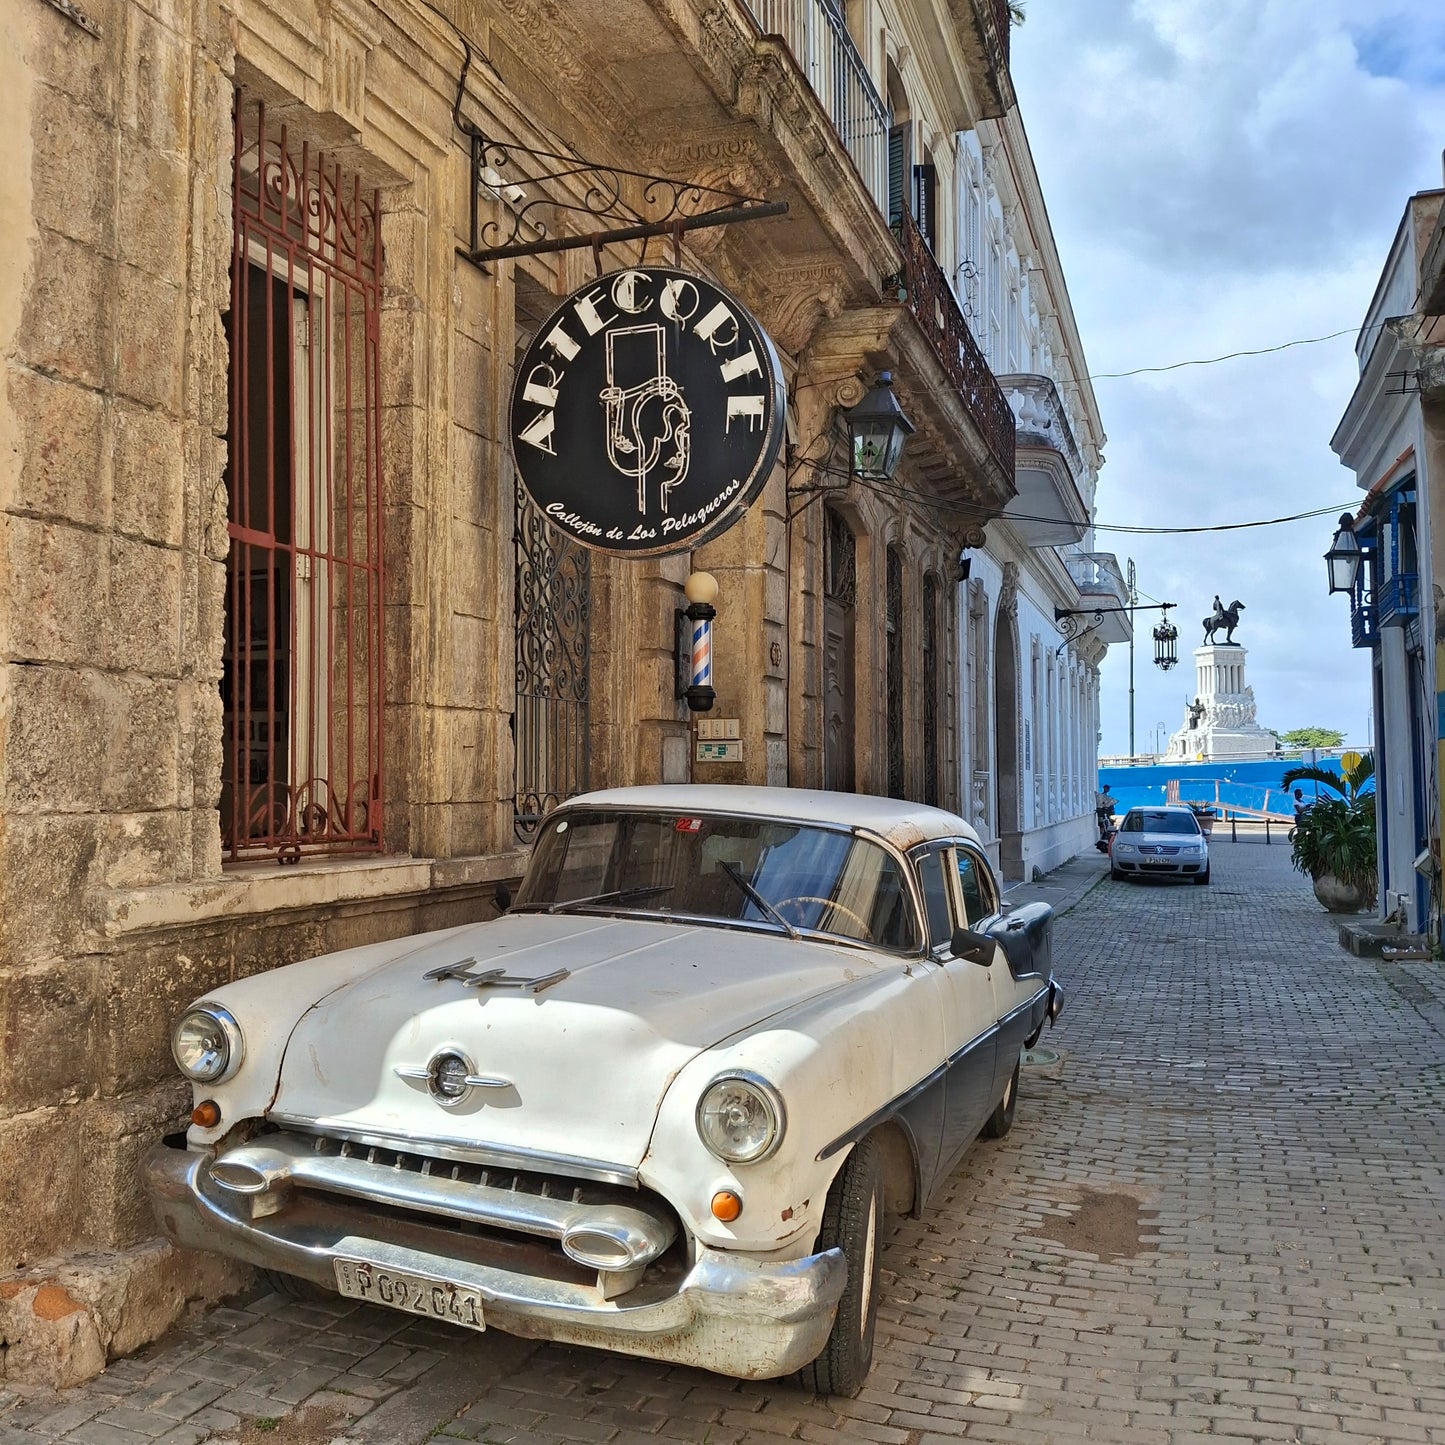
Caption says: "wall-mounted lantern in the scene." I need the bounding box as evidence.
[844,371,915,482]
[676,571,719,712]
[1324,513,1362,595]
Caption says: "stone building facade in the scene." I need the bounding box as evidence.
[1,0,1042,1378]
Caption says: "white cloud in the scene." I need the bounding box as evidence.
[1010,0,1445,755]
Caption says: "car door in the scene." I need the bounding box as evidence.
[961,844,1052,1097]
[913,843,1000,1178]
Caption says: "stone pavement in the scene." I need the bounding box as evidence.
[4,837,1443,1445]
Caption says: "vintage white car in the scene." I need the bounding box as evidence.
[147,786,1062,1397]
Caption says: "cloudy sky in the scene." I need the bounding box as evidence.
[1009,0,1445,757]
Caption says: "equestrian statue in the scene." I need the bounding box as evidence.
[1202,595,1245,645]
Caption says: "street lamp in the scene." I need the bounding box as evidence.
[1324,513,1361,595]
[1152,605,1178,670]
[844,371,915,482]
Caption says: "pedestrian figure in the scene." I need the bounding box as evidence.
[1293,787,1310,821]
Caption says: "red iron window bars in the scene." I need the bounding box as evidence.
[222,97,385,862]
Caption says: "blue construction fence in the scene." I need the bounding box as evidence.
[1097,756,1372,821]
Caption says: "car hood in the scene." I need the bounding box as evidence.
[268,912,878,1173]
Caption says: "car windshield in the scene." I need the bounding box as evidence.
[514,810,922,951]
[1121,810,1200,835]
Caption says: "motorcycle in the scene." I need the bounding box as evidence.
[1094,804,1117,853]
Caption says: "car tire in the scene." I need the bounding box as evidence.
[981,1053,1021,1140]
[1194,867,1211,886]
[1110,867,1124,881]
[259,1268,332,1303]
[797,1135,884,1399]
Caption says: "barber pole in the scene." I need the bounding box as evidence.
[681,571,719,713]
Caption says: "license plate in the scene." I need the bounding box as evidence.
[333,1259,486,1332]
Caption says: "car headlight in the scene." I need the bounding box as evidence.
[696,1072,785,1164]
[1114,842,1137,854]
[172,1004,244,1083]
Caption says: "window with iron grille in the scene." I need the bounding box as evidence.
[221,97,385,862]
[513,484,591,844]
[922,573,940,806]
[886,546,905,798]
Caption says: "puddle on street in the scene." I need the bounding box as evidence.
[1024,1186,1158,1264]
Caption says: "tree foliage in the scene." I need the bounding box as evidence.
[1280,726,1346,749]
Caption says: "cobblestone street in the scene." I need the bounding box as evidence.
[4,838,1443,1445]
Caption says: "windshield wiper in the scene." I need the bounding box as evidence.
[546,884,673,914]
[719,861,800,940]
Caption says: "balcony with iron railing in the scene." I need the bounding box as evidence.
[741,0,890,215]
[893,208,1016,479]
[1376,570,1419,627]
[1351,591,1377,649]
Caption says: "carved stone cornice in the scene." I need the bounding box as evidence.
[488,0,647,153]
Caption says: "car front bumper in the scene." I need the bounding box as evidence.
[1112,853,1206,876]
[145,1139,845,1380]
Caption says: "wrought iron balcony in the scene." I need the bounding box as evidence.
[1376,570,1419,627]
[1351,593,1377,649]
[741,0,890,214]
[894,208,1016,479]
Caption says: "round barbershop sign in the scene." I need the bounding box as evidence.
[509,267,786,557]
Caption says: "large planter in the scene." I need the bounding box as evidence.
[1312,871,1366,913]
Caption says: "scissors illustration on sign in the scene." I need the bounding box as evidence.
[600,324,691,515]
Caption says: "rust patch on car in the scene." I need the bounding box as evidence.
[1024,1186,1157,1264]
[31,1284,86,1320]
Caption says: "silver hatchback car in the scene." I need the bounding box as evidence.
[1109,804,1210,885]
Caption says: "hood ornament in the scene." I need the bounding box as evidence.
[424,957,571,995]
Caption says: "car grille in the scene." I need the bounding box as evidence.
[210,1128,681,1297]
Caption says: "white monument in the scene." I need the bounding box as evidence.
[1166,643,1278,761]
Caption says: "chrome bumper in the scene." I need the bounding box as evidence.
[145,1141,845,1380]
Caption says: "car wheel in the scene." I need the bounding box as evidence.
[259,1268,331,1303]
[797,1135,884,1399]
[981,1053,1021,1140]
[1194,867,1211,886]
[1110,867,1124,881]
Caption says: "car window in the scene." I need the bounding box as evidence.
[956,847,998,924]
[915,848,954,949]
[516,810,923,952]
[1128,810,1200,835]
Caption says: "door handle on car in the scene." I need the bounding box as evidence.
[1006,918,1025,932]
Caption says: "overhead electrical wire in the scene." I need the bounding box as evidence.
[1085,317,1390,381]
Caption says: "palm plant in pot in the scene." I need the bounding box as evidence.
[1282,754,1377,913]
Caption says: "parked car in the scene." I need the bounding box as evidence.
[146,786,1062,1397]
[1110,804,1210,884]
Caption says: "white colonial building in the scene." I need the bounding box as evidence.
[952,118,1126,880]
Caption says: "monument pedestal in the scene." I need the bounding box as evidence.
[1167,643,1277,761]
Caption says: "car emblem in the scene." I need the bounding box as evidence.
[394,1048,510,1108]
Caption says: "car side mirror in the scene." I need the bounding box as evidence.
[951,927,994,967]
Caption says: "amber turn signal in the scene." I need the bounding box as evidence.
[191,1100,221,1129]
[710,1189,742,1222]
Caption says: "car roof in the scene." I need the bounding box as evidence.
[556,785,982,853]
[1126,804,1195,814]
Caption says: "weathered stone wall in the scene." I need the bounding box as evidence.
[0,0,983,1381]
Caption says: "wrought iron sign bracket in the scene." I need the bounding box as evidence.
[457,129,787,269]
[1054,601,1176,658]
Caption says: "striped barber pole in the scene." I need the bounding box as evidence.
[691,616,713,692]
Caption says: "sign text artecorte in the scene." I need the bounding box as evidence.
[509,267,785,557]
